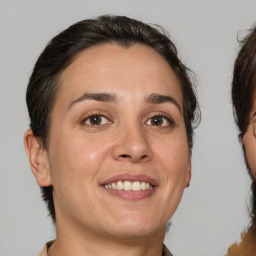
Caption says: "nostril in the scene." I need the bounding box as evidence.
[120,154,129,158]
[120,154,148,160]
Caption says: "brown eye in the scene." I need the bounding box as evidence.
[83,115,109,126]
[151,116,163,126]
[89,115,102,125]
[146,115,174,127]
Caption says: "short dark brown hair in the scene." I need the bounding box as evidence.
[26,15,200,222]
[232,25,256,236]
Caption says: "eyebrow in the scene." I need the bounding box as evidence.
[68,92,181,113]
[68,92,117,110]
[146,93,182,113]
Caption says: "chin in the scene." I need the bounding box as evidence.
[103,216,166,240]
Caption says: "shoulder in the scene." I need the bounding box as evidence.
[163,244,174,256]
[226,228,256,256]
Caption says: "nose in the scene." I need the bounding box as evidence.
[112,124,153,163]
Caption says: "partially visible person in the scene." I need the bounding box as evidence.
[24,15,200,256]
[227,25,256,256]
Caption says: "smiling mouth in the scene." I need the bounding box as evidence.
[100,173,157,199]
[103,181,153,191]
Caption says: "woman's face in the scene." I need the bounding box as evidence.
[243,92,256,178]
[44,43,191,240]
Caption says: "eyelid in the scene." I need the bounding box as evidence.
[84,115,109,126]
[80,110,113,126]
[146,111,175,126]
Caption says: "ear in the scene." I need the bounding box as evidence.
[24,129,52,187]
[185,152,192,188]
[242,125,256,178]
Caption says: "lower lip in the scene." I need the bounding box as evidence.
[102,187,156,200]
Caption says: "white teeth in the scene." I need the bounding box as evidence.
[132,181,141,191]
[104,181,153,191]
[117,181,124,190]
[111,183,117,189]
[124,181,132,191]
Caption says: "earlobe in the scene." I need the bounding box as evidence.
[24,129,52,187]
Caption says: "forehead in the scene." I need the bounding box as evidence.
[57,43,183,106]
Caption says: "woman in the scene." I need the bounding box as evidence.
[227,26,256,255]
[24,15,199,256]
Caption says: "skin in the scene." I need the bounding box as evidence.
[24,43,191,256]
[243,94,256,178]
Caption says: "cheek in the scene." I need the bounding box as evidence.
[153,136,190,220]
[155,134,190,180]
[48,132,112,187]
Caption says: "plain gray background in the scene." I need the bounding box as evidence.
[0,0,255,255]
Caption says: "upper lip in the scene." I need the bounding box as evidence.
[100,173,158,187]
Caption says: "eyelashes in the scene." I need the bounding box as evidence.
[145,112,174,127]
[82,114,111,126]
[80,111,175,129]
